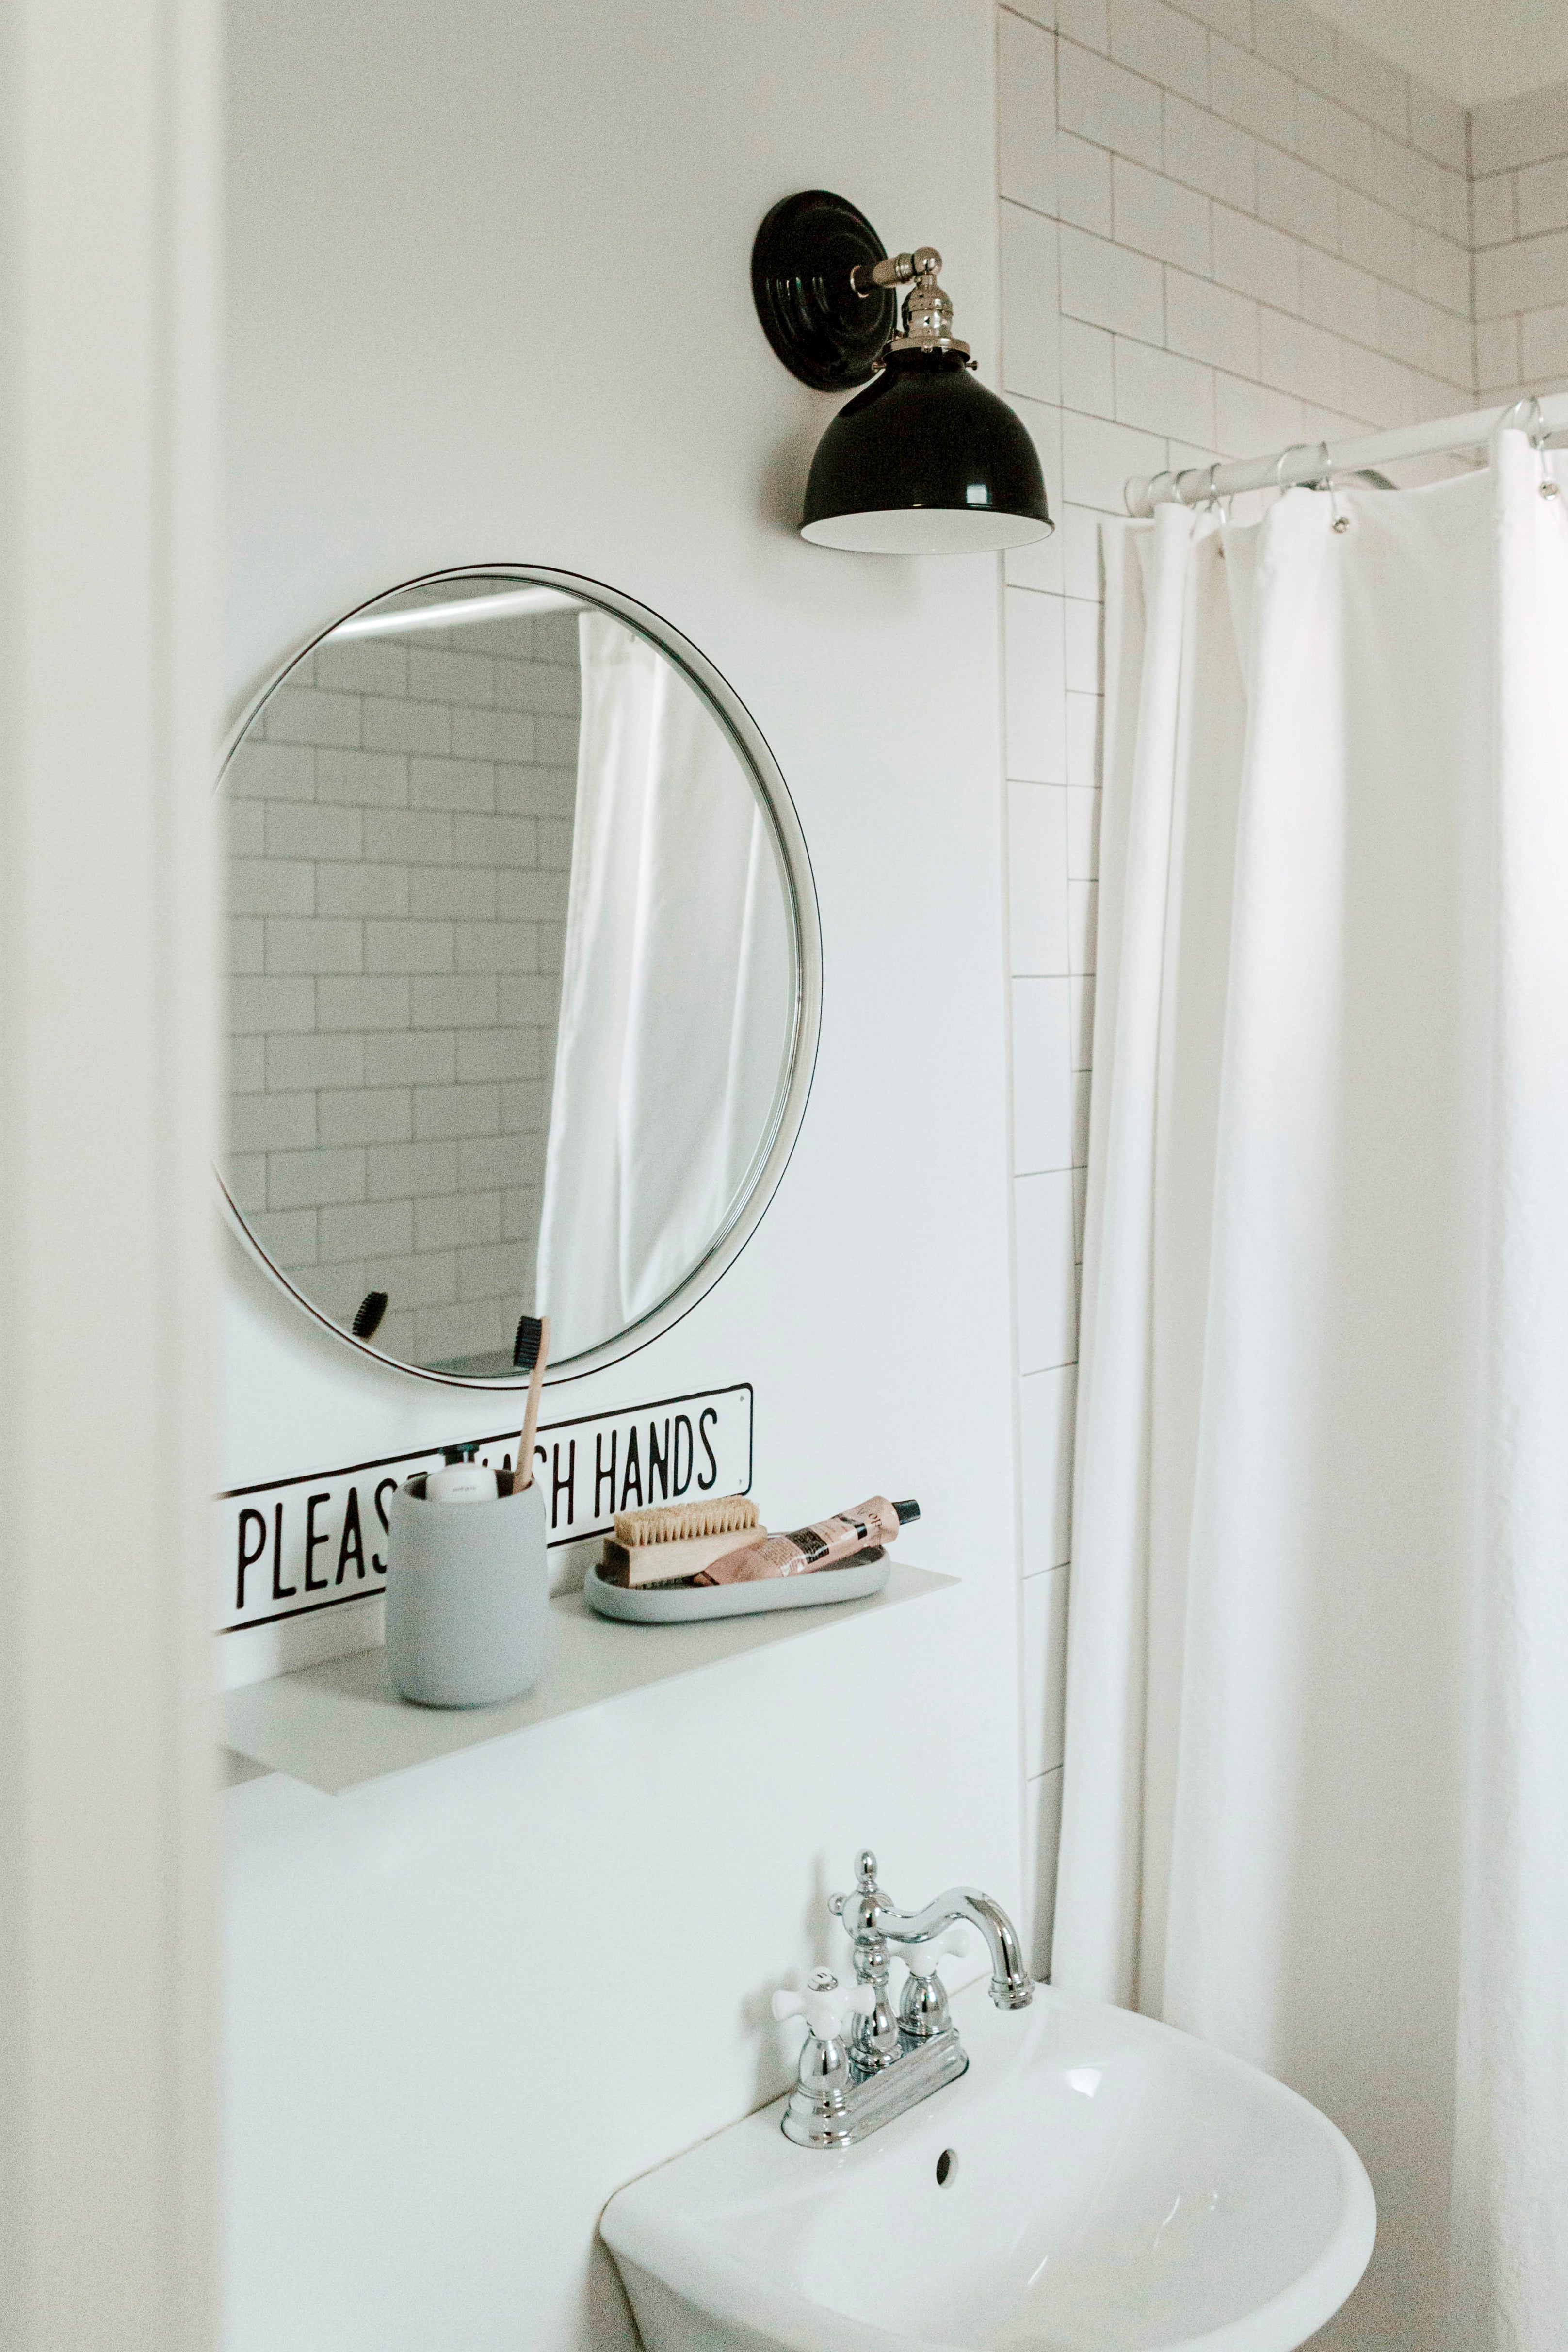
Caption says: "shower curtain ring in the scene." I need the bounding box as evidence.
[1324,466,1351,535]
[1499,395,1559,499]
[1272,441,1318,494]
[1306,441,1350,532]
[1276,440,1348,531]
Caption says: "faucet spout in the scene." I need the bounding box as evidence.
[808,1853,1034,2146]
[873,1886,1033,2010]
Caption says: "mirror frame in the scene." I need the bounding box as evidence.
[218,564,822,1387]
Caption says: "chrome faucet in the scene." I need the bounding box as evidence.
[772,1849,1033,2148]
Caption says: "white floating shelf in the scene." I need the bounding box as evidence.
[222,1560,954,1796]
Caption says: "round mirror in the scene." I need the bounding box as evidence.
[221,567,818,1382]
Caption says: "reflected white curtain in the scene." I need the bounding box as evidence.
[536,614,792,1360]
[1052,430,1568,2351]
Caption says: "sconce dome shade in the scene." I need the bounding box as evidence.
[801,350,1053,555]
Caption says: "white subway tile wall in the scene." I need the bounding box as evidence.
[997,0,1567,1980]
[1471,80,1568,402]
[225,610,578,1370]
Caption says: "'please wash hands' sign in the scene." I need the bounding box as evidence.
[216,1383,753,1634]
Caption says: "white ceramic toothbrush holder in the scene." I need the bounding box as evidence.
[385,1474,548,1708]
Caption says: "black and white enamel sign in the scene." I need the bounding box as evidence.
[216,1383,754,1634]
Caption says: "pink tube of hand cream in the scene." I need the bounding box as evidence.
[696,1496,920,1584]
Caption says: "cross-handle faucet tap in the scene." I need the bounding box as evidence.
[831,1849,1034,2014]
[772,1971,876,2149]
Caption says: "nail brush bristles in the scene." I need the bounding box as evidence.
[614,1494,760,1547]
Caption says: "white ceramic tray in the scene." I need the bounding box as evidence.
[583,1546,889,1624]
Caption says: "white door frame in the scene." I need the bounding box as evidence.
[0,0,221,2343]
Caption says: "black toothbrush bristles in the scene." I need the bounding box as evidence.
[353,1290,389,1340]
[513,1313,544,1371]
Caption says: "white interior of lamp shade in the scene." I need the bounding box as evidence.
[801,507,1055,554]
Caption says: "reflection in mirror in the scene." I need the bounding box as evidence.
[224,574,802,1377]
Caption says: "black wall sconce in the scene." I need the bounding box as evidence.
[752,189,1053,556]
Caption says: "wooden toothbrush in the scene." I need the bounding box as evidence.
[510,1313,550,1492]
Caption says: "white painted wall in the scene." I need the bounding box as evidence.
[0,0,221,2344]
[221,3,1022,2346]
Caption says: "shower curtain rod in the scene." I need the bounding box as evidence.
[1124,387,1568,517]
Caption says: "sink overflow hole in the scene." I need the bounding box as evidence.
[936,2149,957,2187]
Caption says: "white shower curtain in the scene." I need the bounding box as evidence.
[1052,428,1568,2351]
[536,614,793,1361]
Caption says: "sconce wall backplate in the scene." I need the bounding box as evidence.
[751,190,896,393]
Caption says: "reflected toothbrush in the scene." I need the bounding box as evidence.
[511,1314,551,1492]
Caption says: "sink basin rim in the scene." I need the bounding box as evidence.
[601,1991,1376,2352]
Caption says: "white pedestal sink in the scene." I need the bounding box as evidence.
[601,1984,1374,2352]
